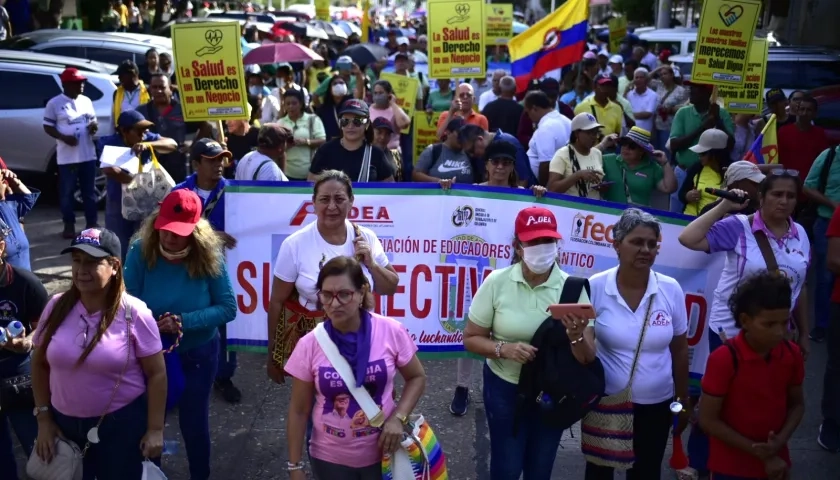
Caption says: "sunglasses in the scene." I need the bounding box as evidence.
[317,289,357,306]
[489,158,514,166]
[768,168,799,177]
[339,118,369,128]
[621,141,640,150]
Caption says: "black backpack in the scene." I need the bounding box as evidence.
[515,276,606,433]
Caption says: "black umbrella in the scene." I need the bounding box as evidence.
[342,43,390,66]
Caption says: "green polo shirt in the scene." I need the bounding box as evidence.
[313,74,358,98]
[804,146,840,219]
[669,104,734,169]
[601,153,664,206]
[468,263,590,384]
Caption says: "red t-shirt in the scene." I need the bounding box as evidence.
[701,332,804,478]
[828,206,840,302]
[777,124,831,181]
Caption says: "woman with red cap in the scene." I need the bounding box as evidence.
[123,189,237,480]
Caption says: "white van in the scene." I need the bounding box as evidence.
[638,28,700,55]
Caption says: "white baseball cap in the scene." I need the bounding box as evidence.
[571,112,603,132]
[608,55,624,64]
[724,161,766,186]
[689,129,729,153]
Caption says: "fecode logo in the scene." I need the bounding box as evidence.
[569,213,614,248]
[289,201,394,227]
[451,205,474,227]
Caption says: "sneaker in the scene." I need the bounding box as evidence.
[61,225,76,239]
[810,327,826,343]
[214,378,242,404]
[818,420,840,453]
[449,386,470,416]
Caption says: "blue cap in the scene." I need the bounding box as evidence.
[190,138,231,161]
[117,110,154,130]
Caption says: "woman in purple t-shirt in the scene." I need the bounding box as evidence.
[30,228,166,480]
[284,256,426,479]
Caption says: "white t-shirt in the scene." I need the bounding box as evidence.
[273,220,390,309]
[705,214,810,339]
[195,188,212,201]
[43,94,98,166]
[548,145,604,199]
[590,267,689,404]
[477,89,498,112]
[527,110,572,178]
[235,151,289,181]
[626,87,659,133]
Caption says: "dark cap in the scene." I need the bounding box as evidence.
[117,110,154,130]
[190,138,232,161]
[539,78,560,94]
[445,116,466,132]
[765,88,786,104]
[485,140,518,161]
[116,59,139,76]
[371,117,396,133]
[61,228,121,259]
[394,52,410,61]
[595,73,617,86]
[338,98,369,117]
[257,123,294,149]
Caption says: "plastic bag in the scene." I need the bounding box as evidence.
[141,460,168,480]
[121,145,175,221]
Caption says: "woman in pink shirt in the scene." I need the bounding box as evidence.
[285,256,426,479]
[368,79,412,151]
[30,228,166,480]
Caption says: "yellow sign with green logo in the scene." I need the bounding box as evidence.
[315,0,330,21]
[380,73,419,134]
[691,0,762,87]
[608,17,627,54]
[485,4,513,45]
[413,112,442,162]
[428,0,485,79]
[717,38,769,114]
[171,21,249,122]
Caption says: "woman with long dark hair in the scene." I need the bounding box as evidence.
[315,75,355,140]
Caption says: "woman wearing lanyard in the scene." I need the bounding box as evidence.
[679,129,730,216]
[678,169,810,477]
[547,113,615,200]
[267,169,399,384]
[600,127,677,207]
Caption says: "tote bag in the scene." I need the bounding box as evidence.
[122,145,175,221]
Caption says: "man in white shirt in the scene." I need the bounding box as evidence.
[625,68,659,133]
[639,40,659,71]
[478,70,506,112]
[43,68,100,238]
[524,91,571,185]
[235,124,291,181]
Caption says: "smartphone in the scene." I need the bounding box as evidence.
[592,181,615,189]
[547,303,596,320]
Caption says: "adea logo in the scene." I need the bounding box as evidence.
[569,213,614,248]
[451,205,474,227]
[289,201,393,226]
[650,310,671,326]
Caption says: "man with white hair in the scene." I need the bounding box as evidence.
[625,67,658,133]
[436,82,489,138]
[482,75,523,136]
[478,70,506,111]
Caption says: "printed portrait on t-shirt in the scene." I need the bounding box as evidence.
[318,359,387,439]
[0,299,20,330]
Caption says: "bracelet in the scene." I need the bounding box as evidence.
[494,341,506,359]
[569,336,585,345]
[286,461,305,471]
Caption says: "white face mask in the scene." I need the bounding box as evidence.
[332,83,348,96]
[521,242,557,274]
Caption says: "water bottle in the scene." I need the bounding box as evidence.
[162,440,180,456]
[0,328,6,347]
[7,321,24,338]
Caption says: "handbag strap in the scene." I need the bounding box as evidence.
[627,292,656,388]
[313,323,385,428]
[140,143,158,169]
[82,298,135,457]
[357,145,372,182]
[748,215,780,272]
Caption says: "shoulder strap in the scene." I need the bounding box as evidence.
[558,276,591,303]
[627,293,656,388]
[432,143,443,165]
[818,146,838,192]
[725,341,739,374]
[357,145,372,182]
[252,159,273,180]
[203,187,224,218]
[313,323,384,427]
[748,214,779,272]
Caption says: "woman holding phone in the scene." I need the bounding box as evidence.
[584,208,690,480]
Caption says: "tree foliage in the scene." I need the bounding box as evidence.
[612,0,656,24]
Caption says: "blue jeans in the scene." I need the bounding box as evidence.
[813,216,833,329]
[105,209,140,260]
[0,356,38,480]
[52,394,147,480]
[59,160,98,227]
[688,328,726,473]
[177,334,220,480]
[215,325,237,380]
[483,364,564,480]
[670,165,687,213]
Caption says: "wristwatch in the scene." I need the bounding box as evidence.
[33,405,49,417]
[395,413,408,425]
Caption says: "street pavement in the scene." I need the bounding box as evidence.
[16,206,840,479]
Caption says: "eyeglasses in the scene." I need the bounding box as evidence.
[489,158,514,166]
[622,141,639,150]
[339,118,369,128]
[317,290,357,306]
[769,168,799,177]
[75,316,89,349]
[458,93,473,99]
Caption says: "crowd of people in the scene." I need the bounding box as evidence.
[0,3,837,480]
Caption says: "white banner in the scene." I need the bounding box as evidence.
[225,182,724,389]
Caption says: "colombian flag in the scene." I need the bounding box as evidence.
[743,114,779,164]
[508,0,589,93]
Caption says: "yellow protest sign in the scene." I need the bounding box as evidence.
[692,0,761,87]
[361,0,371,43]
[428,0,485,79]
[413,112,442,162]
[380,73,419,134]
[485,4,513,45]
[717,38,768,114]
[608,17,627,54]
[171,21,248,122]
[315,0,330,21]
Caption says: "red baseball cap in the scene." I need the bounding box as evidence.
[154,189,202,236]
[59,67,86,83]
[515,207,562,243]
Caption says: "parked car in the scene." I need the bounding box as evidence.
[206,10,278,24]
[0,50,118,75]
[153,17,277,38]
[0,30,172,72]
[0,62,116,203]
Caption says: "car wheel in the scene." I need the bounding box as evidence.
[73,166,107,208]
